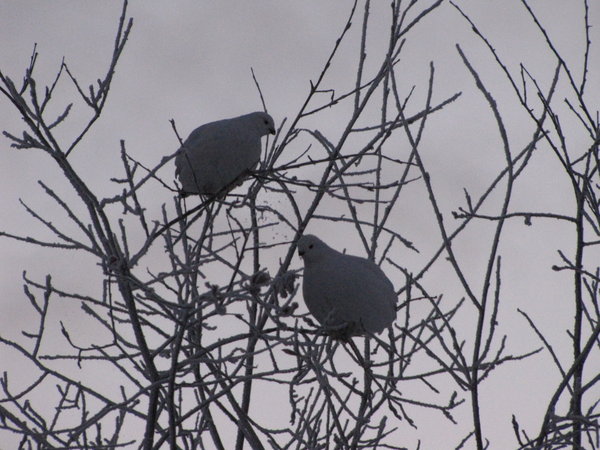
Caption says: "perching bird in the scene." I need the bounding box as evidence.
[297,234,397,338]
[175,111,275,196]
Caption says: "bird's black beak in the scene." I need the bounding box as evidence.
[269,127,276,135]
[298,249,305,257]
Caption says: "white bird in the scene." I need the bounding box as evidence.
[297,234,397,337]
[175,111,275,196]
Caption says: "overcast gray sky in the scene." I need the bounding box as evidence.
[1,1,598,448]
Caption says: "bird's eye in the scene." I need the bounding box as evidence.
[309,244,313,249]
[264,119,268,124]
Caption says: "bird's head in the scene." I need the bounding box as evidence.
[297,234,330,264]
[252,111,276,136]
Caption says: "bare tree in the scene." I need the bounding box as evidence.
[450,2,600,448]
[1,1,598,449]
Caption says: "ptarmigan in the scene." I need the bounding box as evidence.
[297,234,397,337]
[175,112,275,196]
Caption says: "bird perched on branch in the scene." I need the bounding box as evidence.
[175,111,275,196]
[297,234,397,338]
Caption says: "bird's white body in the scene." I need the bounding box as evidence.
[297,234,397,336]
[175,112,275,195]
